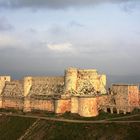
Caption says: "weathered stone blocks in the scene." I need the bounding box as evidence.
[55,98,71,114]
[78,96,98,117]
[0,68,139,118]
[71,96,79,113]
[0,76,11,95]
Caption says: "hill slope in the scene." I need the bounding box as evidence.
[0,115,140,140]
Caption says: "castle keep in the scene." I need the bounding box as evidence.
[0,68,139,117]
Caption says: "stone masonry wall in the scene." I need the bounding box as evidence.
[77,70,106,94]
[112,85,128,107]
[26,76,64,97]
[64,68,77,92]
[71,96,79,113]
[1,80,24,110]
[64,68,106,95]
[112,84,140,107]
[78,96,98,117]
[0,68,139,117]
[54,98,71,114]
[2,97,23,110]
[0,76,11,95]
[30,99,54,112]
[128,85,139,106]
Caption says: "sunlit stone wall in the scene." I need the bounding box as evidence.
[78,96,98,117]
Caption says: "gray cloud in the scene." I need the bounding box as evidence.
[69,21,85,28]
[0,17,14,31]
[0,0,136,9]
[120,1,140,13]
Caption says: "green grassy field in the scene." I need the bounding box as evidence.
[0,115,140,140]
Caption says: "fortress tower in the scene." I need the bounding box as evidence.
[64,67,77,92]
[23,77,32,112]
[0,76,11,108]
[64,68,107,95]
[0,76,11,95]
[24,77,32,97]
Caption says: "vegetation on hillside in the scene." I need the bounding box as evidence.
[0,115,140,140]
[0,115,35,140]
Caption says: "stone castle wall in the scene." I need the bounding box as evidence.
[64,68,106,95]
[78,96,98,117]
[30,99,54,112]
[23,76,64,112]
[54,98,71,114]
[2,97,23,110]
[112,84,139,107]
[77,69,106,94]
[71,96,79,113]
[65,68,77,91]
[0,76,11,95]
[0,68,139,117]
[1,79,24,110]
[128,85,139,106]
[24,76,64,97]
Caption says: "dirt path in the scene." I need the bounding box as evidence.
[1,112,140,124]
[105,114,140,121]
[17,119,40,140]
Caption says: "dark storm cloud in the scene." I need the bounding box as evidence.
[0,0,135,9]
[0,17,14,31]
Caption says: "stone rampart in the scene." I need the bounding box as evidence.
[24,77,32,97]
[54,98,71,114]
[25,76,64,97]
[64,68,106,95]
[30,99,54,112]
[1,80,24,110]
[128,85,139,106]
[78,96,98,117]
[2,97,23,110]
[31,76,64,85]
[23,98,31,112]
[0,68,139,117]
[71,96,79,113]
[64,68,77,92]
[0,76,11,95]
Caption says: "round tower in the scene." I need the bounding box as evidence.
[78,96,99,117]
[64,67,77,92]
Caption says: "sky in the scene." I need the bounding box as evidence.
[0,0,140,84]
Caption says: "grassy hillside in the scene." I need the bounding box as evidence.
[0,115,36,140]
[22,120,140,140]
[0,115,140,140]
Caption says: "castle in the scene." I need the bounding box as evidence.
[0,67,139,117]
